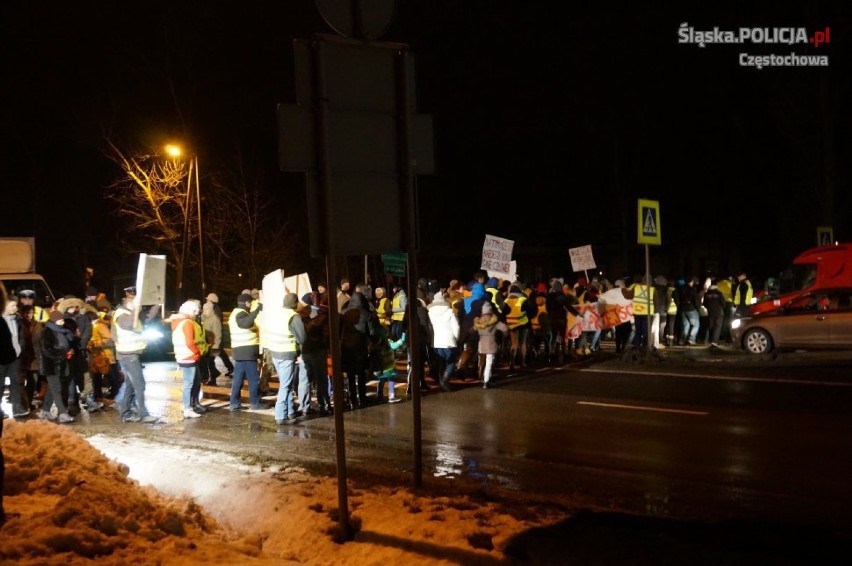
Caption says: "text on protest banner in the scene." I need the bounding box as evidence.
[565,289,635,339]
[481,234,514,274]
[569,245,596,272]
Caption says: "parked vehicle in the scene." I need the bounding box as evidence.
[140,305,173,361]
[732,288,852,354]
[0,237,56,306]
[751,243,852,315]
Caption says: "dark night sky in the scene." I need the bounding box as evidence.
[1,1,849,296]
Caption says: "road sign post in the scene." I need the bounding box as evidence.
[637,199,661,354]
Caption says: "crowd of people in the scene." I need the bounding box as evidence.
[1,268,756,426]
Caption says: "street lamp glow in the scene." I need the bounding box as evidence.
[165,145,182,157]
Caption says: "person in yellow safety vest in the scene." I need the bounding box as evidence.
[374,287,392,331]
[267,293,307,424]
[16,289,48,323]
[716,277,733,307]
[113,286,158,423]
[390,285,407,340]
[665,282,678,348]
[716,276,735,343]
[627,276,655,348]
[504,284,535,370]
[732,272,754,318]
[228,293,263,412]
[447,280,465,316]
[484,277,504,310]
[529,289,551,358]
[171,300,205,419]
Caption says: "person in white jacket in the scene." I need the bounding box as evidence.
[427,290,460,392]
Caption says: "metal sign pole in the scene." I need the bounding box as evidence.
[645,244,652,354]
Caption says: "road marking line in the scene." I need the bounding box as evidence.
[577,401,708,416]
[579,367,852,387]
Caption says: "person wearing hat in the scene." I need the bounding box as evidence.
[390,284,407,341]
[199,299,222,385]
[702,278,727,347]
[336,278,351,313]
[113,288,158,423]
[340,292,377,409]
[427,289,460,391]
[298,291,332,415]
[370,323,404,404]
[38,309,76,423]
[733,272,754,319]
[88,305,120,400]
[267,293,307,423]
[504,284,535,368]
[203,291,233,378]
[374,287,391,332]
[171,300,205,419]
[228,293,264,412]
[474,301,508,389]
[16,289,48,323]
[84,286,99,309]
[58,297,102,416]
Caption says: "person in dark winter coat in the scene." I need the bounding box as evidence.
[701,279,727,346]
[39,310,76,423]
[1,298,28,418]
[652,275,669,349]
[340,292,377,409]
[0,284,6,523]
[413,285,435,384]
[675,277,702,345]
[299,296,332,414]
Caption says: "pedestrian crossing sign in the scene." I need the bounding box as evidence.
[817,226,833,246]
[637,199,661,245]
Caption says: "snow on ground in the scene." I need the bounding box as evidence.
[0,419,563,564]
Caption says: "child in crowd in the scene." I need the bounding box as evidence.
[474,302,508,388]
[373,326,406,403]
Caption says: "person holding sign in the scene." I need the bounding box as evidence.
[114,287,158,423]
[228,293,265,412]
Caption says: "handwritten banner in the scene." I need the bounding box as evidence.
[565,289,635,339]
[481,234,514,274]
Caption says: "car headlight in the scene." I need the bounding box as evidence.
[730,318,747,330]
[143,327,165,342]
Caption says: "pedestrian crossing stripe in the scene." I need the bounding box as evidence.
[637,198,661,245]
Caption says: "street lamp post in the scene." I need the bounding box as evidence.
[193,154,206,297]
[165,145,205,301]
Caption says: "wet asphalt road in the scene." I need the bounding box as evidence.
[65,344,852,533]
